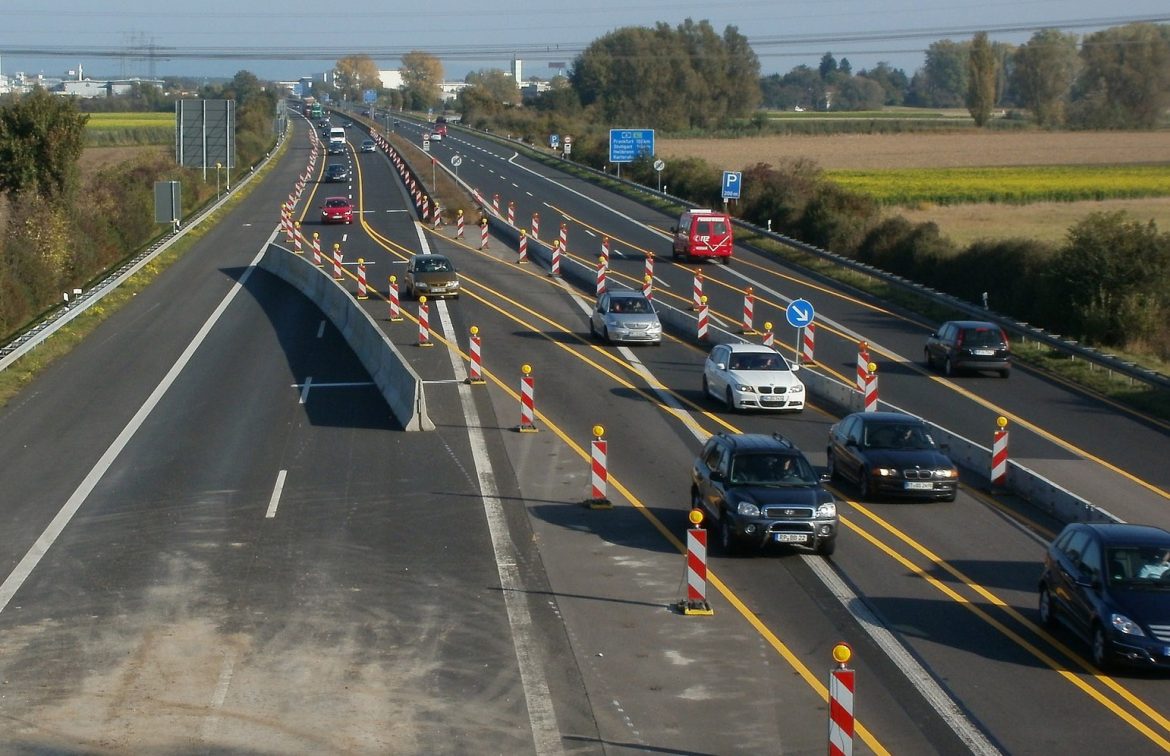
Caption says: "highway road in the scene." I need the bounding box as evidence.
[0,113,1167,753]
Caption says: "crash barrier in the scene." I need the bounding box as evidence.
[258,244,434,431]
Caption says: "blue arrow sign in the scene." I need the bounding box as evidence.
[786,298,815,328]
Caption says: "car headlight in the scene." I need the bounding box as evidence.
[1111,613,1146,637]
[937,468,958,479]
[734,383,756,393]
[790,384,804,393]
[735,501,760,517]
[816,502,837,518]
[873,467,898,477]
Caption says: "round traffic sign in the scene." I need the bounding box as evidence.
[653,159,665,172]
[785,298,816,328]
[451,155,463,167]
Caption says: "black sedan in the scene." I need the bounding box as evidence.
[324,163,350,183]
[826,411,958,501]
[1039,522,1170,670]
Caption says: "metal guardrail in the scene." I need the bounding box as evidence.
[0,129,288,373]
[474,129,1170,394]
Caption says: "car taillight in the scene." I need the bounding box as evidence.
[955,330,964,347]
[1000,330,1009,349]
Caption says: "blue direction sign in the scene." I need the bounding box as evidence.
[609,129,655,163]
[362,89,377,103]
[722,171,743,199]
[785,298,816,328]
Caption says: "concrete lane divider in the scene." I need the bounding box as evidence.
[259,244,434,431]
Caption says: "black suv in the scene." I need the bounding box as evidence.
[924,320,1011,377]
[691,432,838,556]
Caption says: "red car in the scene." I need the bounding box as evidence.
[320,196,353,224]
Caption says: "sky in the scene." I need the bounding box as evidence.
[2,1,1168,83]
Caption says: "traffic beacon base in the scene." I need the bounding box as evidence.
[677,509,714,616]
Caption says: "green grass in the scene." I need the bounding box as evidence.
[84,112,174,146]
[828,165,1170,205]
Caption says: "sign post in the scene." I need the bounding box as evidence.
[653,158,665,193]
[721,170,742,211]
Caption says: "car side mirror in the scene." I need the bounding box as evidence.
[709,470,725,482]
[715,362,726,370]
[791,363,801,372]
[820,473,831,483]
[930,332,938,338]
[845,438,857,448]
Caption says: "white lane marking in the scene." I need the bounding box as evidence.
[299,376,313,404]
[342,233,349,242]
[316,320,326,338]
[0,230,276,616]
[803,556,1002,756]
[200,649,238,742]
[434,297,562,754]
[265,470,288,519]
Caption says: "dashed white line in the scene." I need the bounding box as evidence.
[316,320,326,338]
[265,470,288,519]
[298,376,313,404]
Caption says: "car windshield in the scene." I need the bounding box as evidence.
[326,199,348,208]
[610,297,650,314]
[728,352,786,371]
[962,327,1003,346]
[729,454,817,486]
[416,258,452,272]
[1106,545,1170,586]
[864,423,935,450]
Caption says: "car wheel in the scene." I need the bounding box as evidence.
[690,487,703,513]
[603,326,613,344]
[942,490,957,502]
[1091,624,1112,671]
[816,537,836,557]
[702,375,711,399]
[924,348,934,370]
[723,256,732,265]
[826,450,839,480]
[944,357,954,377]
[999,369,1010,378]
[725,387,736,411]
[719,516,740,556]
[858,468,872,501]
[1038,586,1056,627]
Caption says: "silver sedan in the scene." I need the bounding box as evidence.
[589,291,662,345]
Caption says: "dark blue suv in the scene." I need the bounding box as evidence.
[1039,522,1170,670]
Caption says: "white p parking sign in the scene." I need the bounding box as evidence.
[721,171,742,200]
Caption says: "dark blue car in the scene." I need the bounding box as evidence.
[1039,522,1170,670]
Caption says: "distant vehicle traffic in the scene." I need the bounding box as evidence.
[589,290,662,345]
[433,116,448,139]
[702,342,804,412]
[404,254,460,299]
[1039,522,1170,670]
[691,431,838,556]
[672,208,733,263]
[360,139,376,153]
[826,412,959,501]
[320,196,353,224]
[925,320,1011,378]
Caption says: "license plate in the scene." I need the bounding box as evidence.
[904,481,933,490]
[972,349,995,356]
[774,533,809,543]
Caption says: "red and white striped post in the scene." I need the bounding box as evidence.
[356,259,369,300]
[550,240,562,277]
[281,204,292,242]
[740,286,756,334]
[991,416,1009,488]
[492,193,500,213]
[467,326,485,384]
[518,364,537,432]
[418,296,433,347]
[456,209,465,239]
[679,509,714,615]
[421,197,430,222]
[531,212,540,240]
[332,243,343,280]
[856,341,870,391]
[691,269,704,310]
[644,251,654,283]
[311,232,322,267]
[559,223,568,255]
[863,362,878,412]
[293,221,304,254]
[387,276,402,321]
[697,296,710,341]
[601,236,610,263]
[480,217,489,250]
[762,322,774,348]
[507,200,515,226]
[828,643,856,756]
[517,229,529,264]
[802,322,816,364]
[595,257,607,296]
[642,275,653,300]
[433,203,442,229]
[585,425,612,508]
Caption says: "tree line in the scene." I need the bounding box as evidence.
[0,72,278,342]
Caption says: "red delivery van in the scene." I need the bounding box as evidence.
[671,209,733,263]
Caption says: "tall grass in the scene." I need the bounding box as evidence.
[84,112,174,146]
[828,165,1170,205]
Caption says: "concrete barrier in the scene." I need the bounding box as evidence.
[258,244,434,431]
